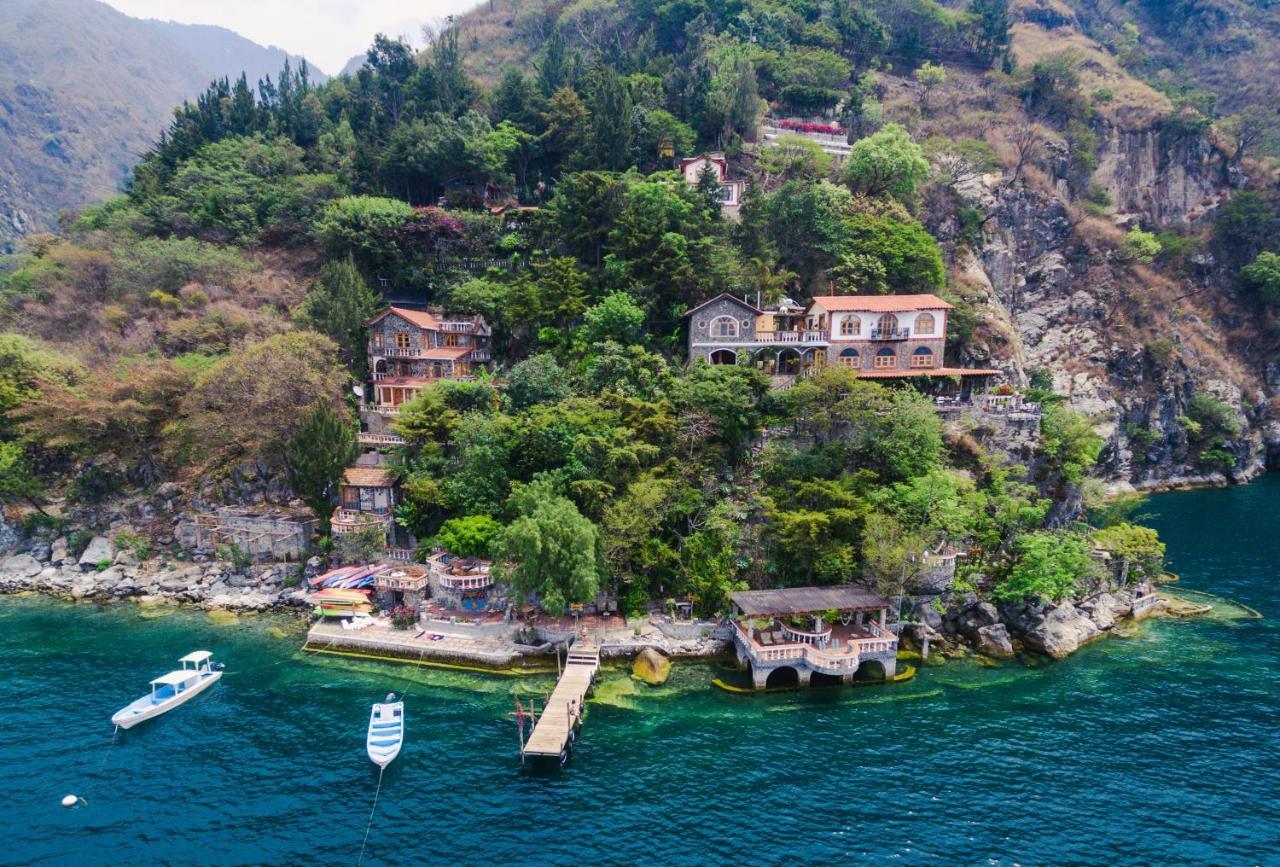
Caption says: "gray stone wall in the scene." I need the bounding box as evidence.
[687,296,759,362]
[830,337,946,371]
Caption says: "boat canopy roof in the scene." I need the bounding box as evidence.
[180,651,213,663]
[151,670,195,686]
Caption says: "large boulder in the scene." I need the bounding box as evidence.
[632,647,671,686]
[975,623,1014,657]
[1078,593,1118,631]
[1,553,43,578]
[78,536,115,571]
[910,598,943,630]
[952,601,1000,639]
[1019,603,1101,658]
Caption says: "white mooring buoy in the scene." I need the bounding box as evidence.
[62,795,80,807]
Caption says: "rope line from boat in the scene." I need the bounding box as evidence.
[96,725,119,771]
[356,766,385,867]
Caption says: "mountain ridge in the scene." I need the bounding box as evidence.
[0,0,325,252]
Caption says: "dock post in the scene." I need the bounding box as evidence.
[921,635,930,660]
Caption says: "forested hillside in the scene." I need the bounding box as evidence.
[0,0,1275,611]
[0,0,322,251]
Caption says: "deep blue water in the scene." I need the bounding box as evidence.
[2,477,1279,866]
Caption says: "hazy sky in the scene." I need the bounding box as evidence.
[103,0,479,74]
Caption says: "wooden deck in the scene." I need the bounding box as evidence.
[522,639,600,762]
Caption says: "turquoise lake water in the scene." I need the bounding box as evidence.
[3,477,1278,866]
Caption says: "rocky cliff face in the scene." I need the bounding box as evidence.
[943,123,1271,488]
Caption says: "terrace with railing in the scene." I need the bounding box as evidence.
[427,551,495,591]
[331,509,393,535]
[733,618,897,674]
[358,431,405,447]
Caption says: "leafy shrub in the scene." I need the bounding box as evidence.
[67,529,94,558]
[1186,393,1240,437]
[1117,229,1161,264]
[113,530,152,560]
[217,542,253,568]
[388,605,420,630]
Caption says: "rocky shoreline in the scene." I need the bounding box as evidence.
[0,533,313,613]
[0,532,1166,667]
[903,584,1160,660]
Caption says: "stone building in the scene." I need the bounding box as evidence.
[332,466,408,551]
[729,585,899,689]
[365,306,492,413]
[685,292,999,392]
[679,153,745,220]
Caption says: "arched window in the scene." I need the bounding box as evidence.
[915,312,935,336]
[838,348,860,367]
[711,316,738,338]
[875,313,899,338]
[840,316,860,336]
[911,346,934,368]
[874,347,897,369]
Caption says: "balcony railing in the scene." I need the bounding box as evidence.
[331,510,392,535]
[358,432,405,447]
[750,330,829,345]
[376,345,423,358]
[869,327,910,340]
[469,349,491,362]
[437,571,495,591]
[734,621,896,670]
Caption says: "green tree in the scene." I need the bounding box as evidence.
[1241,251,1280,306]
[1117,228,1161,264]
[285,402,358,531]
[298,257,381,377]
[0,440,45,513]
[913,62,946,113]
[967,0,1011,66]
[1039,404,1102,485]
[177,331,349,468]
[494,478,601,613]
[993,530,1097,603]
[843,212,946,292]
[435,514,502,557]
[314,196,415,275]
[580,292,645,347]
[1092,523,1165,582]
[506,354,573,410]
[842,124,930,200]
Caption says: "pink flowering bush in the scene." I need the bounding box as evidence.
[778,119,846,135]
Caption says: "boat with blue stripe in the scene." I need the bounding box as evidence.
[366,694,404,768]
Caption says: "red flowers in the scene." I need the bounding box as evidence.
[778,119,846,135]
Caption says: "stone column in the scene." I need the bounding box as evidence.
[751,665,769,690]
[796,666,812,687]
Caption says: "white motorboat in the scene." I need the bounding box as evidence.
[366,693,404,768]
[111,651,223,730]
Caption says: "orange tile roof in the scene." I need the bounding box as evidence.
[342,467,401,487]
[809,294,953,312]
[367,306,441,329]
[419,346,474,360]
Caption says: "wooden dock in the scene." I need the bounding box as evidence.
[520,638,600,764]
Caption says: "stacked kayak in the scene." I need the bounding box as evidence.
[309,564,392,591]
[312,588,374,619]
